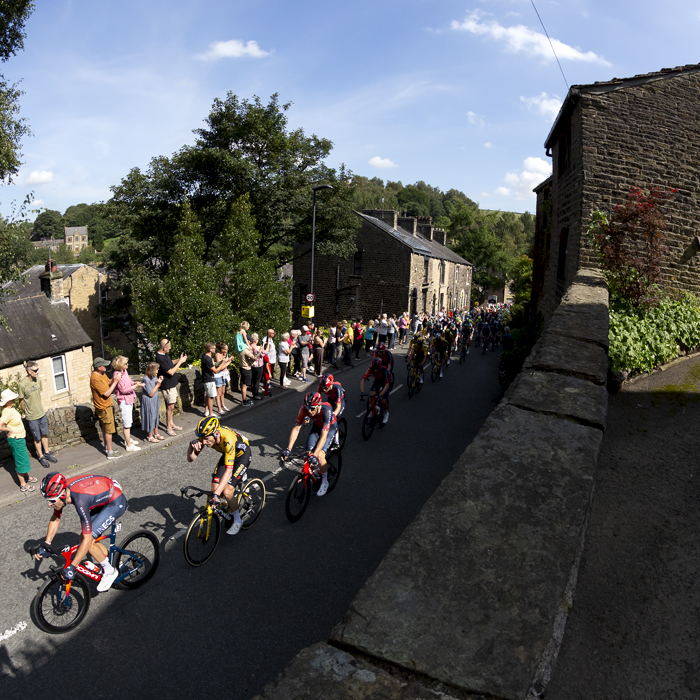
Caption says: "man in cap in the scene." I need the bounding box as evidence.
[89,357,122,459]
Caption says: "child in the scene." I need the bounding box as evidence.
[0,389,37,492]
[262,353,272,396]
[141,362,164,442]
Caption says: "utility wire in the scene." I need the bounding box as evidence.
[530,0,569,91]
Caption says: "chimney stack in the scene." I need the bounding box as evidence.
[39,267,66,303]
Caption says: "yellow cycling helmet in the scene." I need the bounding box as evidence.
[196,416,220,438]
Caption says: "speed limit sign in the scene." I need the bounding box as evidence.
[305,292,316,303]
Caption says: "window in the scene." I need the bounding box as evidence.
[423,258,429,284]
[455,266,459,283]
[440,262,445,284]
[52,355,69,393]
[557,120,571,177]
[353,251,362,276]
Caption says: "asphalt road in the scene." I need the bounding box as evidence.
[0,346,502,700]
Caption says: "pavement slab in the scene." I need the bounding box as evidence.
[331,403,602,700]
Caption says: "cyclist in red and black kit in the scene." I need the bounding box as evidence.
[360,357,391,424]
[319,374,345,447]
[281,392,338,497]
[373,342,395,388]
[36,472,127,592]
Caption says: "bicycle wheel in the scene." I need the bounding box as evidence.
[431,362,438,383]
[361,407,376,441]
[416,370,424,393]
[183,507,221,567]
[240,478,266,529]
[114,530,160,588]
[33,574,91,634]
[325,449,343,494]
[336,416,348,451]
[407,372,415,398]
[285,474,310,522]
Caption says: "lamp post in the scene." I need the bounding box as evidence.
[310,184,333,295]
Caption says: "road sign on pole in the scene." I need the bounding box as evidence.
[305,292,316,304]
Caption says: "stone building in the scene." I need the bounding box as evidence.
[65,225,89,254]
[292,210,472,326]
[532,63,700,319]
[1,264,137,360]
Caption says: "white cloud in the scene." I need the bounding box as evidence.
[451,11,611,65]
[484,141,493,148]
[195,39,270,61]
[497,156,552,200]
[467,110,485,126]
[368,156,398,169]
[25,170,55,185]
[521,92,562,121]
[30,199,45,208]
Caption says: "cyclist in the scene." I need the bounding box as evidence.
[373,342,395,387]
[187,416,251,536]
[407,336,427,384]
[318,374,345,447]
[481,320,493,354]
[461,318,473,356]
[360,357,391,424]
[431,331,449,378]
[443,325,455,365]
[281,392,337,497]
[36,472,127,592]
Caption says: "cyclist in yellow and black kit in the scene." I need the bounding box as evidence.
[431,332,450,378]
[187,416,252,536]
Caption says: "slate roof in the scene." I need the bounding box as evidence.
[65,226,88,236]
[353,211,472,266]
[545,63,700,149]
[2,264,90,300]
[0,295,93,369]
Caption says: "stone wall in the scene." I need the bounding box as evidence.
[254,269,610,700]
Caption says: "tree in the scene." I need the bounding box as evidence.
[108,93,359,268]
[32,209,64,239]
[76,245,97,264]
[53,243,75,264]
[0,0,33,182]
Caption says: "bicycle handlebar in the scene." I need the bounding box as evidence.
[180,486,211,501]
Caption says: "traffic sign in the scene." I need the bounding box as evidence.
[305,292,316,303]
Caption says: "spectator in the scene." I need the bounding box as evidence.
[90,357,122,459]
[290,330,301,377]
[278,332,291,388]
[201,342,218,417]
[328,322,338,368]
[502,326,515,352]
[156,338,187,436]
[262,329,277,381]
[235,321,251,354]
[112,355,144,452]
[298,326,312,382]
[214,342,231,415]
[0,388,37,492]
[312,327,325,376]
[363,322,374,355]
[340,320,353,366]
[18,361,58,468]
[388,314,398,349]
[238,338,258,406]
[398,313,408,345]
[378,313,389,347]
[262,350,273,397]
[141,362,164,442]
[352,318,363,360]
[249,333,265,400]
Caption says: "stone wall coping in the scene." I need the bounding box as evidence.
[254,270,610,700]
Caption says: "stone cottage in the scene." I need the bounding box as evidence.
[292,210,472,326]
[532,63,700,319]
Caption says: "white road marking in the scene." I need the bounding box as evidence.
[0,622,27,642]
[169,529,186,540]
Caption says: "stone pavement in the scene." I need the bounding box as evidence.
[0,353,374,510]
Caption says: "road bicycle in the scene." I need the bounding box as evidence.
[335,415,348,451]
[31,522,160,634]
[431,353,445,382]
[360,392,388,440]
[406,360,424,398]
[284,448,342,522]
[459,339,469,364]
[180,478,266,566]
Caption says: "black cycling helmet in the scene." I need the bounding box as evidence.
[195,416,220,438]
[304,392,323,409]
[319,373,334,392]
[41,472,67,499]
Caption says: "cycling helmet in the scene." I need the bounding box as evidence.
[434,332,442,339]
[304,391,323,409]
[371,357,384,370]
[319,374,334,391]
[41,472,67,499]
[377,342,386,351]
[196,416,220,438]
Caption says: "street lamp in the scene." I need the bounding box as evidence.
[310,184,333,294]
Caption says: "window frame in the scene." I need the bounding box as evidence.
[51,354,69,394]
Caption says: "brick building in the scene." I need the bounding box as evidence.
[65,226,89,254]
[532,63,700,319]
[293,210,472,326]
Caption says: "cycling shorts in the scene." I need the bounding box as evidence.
[91,494,128,539]
[305,422,338,454]
[370,381,389,396]
[211,443,252,486]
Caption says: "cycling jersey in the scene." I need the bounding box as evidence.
[324,382,346,411]
[295,402,337,432]
[362,366,391,389]
[432,338,449,355]
[210,426,250,468]
[373,349,394,372]
[62,475,124,536]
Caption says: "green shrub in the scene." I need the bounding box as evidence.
[609,295,700,375]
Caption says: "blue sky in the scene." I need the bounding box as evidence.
[2,0,699,219]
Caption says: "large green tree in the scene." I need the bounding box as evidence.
[32,209,64,239]
[0,0,33,182]
[109,93,359,268]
